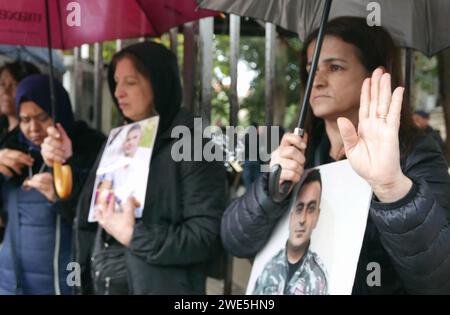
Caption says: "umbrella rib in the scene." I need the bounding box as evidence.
[135,0,161,36]
[55,0,65,49]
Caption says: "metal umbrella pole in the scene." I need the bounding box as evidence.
[44,0,73,200]
[268,0,333,202]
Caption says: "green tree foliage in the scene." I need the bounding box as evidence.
[211,34,302,129]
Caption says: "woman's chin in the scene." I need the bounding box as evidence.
[311,107,337,120]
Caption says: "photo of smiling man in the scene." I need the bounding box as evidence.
[253,169,328,295]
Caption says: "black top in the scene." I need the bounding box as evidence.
[287,252,306,283]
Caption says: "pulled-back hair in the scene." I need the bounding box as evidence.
[300,17,418,160]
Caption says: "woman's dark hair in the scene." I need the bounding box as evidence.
[300,17,418,159]
[0,62,41,136]
[0,61,41,83]
[110,52,155,124]
[111,51,152,85]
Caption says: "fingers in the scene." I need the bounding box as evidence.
[377,73,392,118]
[0,149,34,175]
[46,125,61,140]
[278,145,306,166]
[41,137,65,164]
[387,87,404,127]
[94,205,104,224]
[280,167,303,185]
[56,123,70,141]
[123,196,140,214]
[279,133,307,152]
[23,173,53,193]
[359,78,370,120]
[337,117,359,154]
[126,196,141,208]
[1,158,24,175]
[105,194,116,214]
[9,150,34,166]
[271,132,307,185]
[0,164,13,177]
[43,124,72,164]
[369,68,384,118]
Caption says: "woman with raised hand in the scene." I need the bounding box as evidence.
[221,17,450,294]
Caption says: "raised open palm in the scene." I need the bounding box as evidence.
[337,68,406,191]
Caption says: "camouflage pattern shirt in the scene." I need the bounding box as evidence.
[253,248,328,295]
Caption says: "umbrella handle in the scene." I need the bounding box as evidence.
[268,128,304,202]
[268,165,292,203]
[53,162,72,199]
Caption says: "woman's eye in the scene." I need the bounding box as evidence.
[330,64,343,72]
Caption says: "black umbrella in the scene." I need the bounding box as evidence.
[199,0,450,201]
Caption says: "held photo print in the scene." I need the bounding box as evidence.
[247,160,373,295]
[87,116,159,222]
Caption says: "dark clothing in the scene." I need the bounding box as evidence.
[15,75,75,151]
[76,42,226,295]
[287,254,305,283]
[243,160,261,189]
[0,122,105,294]
[0,116,9,144]
[425,126,446,155]
[76,109,226,294]
[222,130,450,294]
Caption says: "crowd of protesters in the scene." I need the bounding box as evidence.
[0,17,449,295]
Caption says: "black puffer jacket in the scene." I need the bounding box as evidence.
[75,42,226,294]
[222,131,450,294]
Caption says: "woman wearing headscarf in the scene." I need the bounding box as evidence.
[0,62,41,243]
[41,42,226,294]
[0,74,105,295]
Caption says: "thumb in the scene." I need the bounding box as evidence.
[337,117,359,154]
[301,132,308,152]
[128,196,141,209]
[124,196,140,214]
[56,123,69,141]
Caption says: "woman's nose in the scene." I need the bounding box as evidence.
[313,69,327,89]
[29,119,41,132]
[115,84,125,100]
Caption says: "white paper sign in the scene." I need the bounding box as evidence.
[87,116,159,222]
[246,160,372,295]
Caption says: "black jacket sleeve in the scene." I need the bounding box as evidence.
[128,158,227,266]
[220,172,291,258]
[369,134,450,294]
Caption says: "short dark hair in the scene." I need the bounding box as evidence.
[414,110,430,119]
[298,168,322,201]
[127,123,141,135]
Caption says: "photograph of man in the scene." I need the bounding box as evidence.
[253,169,328,295]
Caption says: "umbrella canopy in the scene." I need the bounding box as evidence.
[0,0,217,49]
[198,0,450,57]
[0,45,65,75]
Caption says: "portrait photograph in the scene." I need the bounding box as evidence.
[88,116,159,222]
[247,160,373,295]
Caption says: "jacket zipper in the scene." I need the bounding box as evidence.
[105,277,111,295]
[53,214,61,295]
